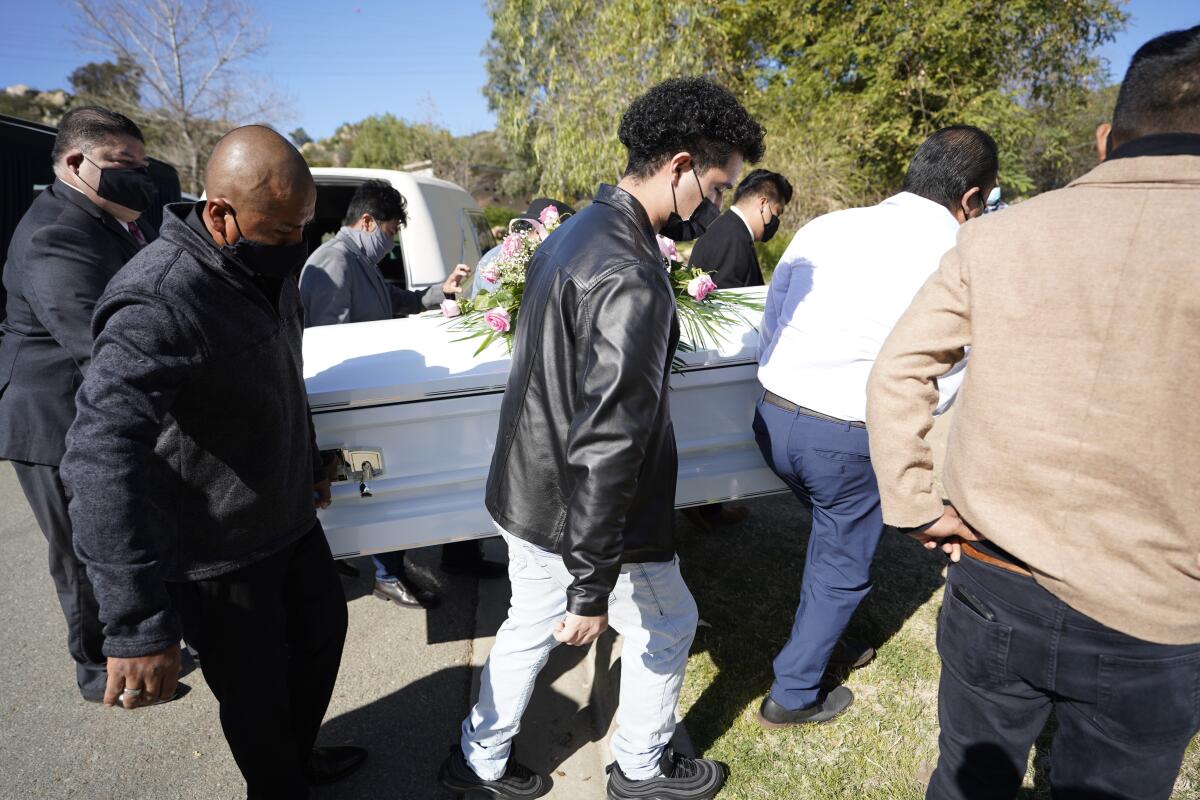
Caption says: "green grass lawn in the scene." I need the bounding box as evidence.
[674,496,1199,799]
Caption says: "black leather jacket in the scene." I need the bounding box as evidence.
[485,184,680,616]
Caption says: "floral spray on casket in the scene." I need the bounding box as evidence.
[443,204,763,364]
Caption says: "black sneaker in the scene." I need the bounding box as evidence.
[438,747,550,799]
[755,685,854,728]
[606,746,727,799]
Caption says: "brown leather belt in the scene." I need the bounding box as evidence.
[763,390,867,429]
[960,541,1033,578]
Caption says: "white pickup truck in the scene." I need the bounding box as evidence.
[304,305,788,559]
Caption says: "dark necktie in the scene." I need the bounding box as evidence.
[127,222,148,248]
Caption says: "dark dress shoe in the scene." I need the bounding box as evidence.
[373,576,440,609]
[439,746,550,799]
[606,746,727,799]
[827,638,876,670]
[305,745,366,785]
[756,686,854,728]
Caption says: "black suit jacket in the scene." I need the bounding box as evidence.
[0,181,150,465]
[687,208,762,288]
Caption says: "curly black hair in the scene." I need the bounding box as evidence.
[343,179,408,227]
[618,77,765,179]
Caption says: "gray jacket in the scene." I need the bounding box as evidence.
[61,202,324,658]
[299,228,445,326]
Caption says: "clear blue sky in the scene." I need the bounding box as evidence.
[0,1,1195,140]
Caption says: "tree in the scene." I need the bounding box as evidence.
[68,57,143,107]
[72,0,284,193]
[289,127,313,147]
[485,0,1127,225]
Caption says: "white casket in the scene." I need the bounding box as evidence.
[304,294,787,558]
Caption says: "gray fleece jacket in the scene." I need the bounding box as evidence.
[61,202,324,658]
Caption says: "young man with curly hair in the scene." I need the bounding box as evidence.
[440,77,764,800]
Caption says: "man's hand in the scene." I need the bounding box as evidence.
[441,263,471,296]
[553,613,608,646]
[314,479,331,509]
[910,505,982,562]
[105,644,181,709]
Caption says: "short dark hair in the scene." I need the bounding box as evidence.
[51,105,144,163]
[733,169,793,206]
[901,125,999,211]
[618,77,765,179]
[1111,25,1200,143]
[343,179,407,227]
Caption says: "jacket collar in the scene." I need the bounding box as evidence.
[1108,132,1200,160]
[333,227,392,309]
[594,184,658,250]
[1069,151,1200,189]
[163,200,242,275]
[54,179,144,252]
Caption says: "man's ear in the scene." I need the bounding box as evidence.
[63,150,85,174]
[1095,122,1112,162]
[205,198,233,244]
[667,151,694,184]
[957,186,982,222]
[359,214,375,232]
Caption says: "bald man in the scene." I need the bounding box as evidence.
[61,126,365,797]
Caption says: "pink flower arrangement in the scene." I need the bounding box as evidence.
[484,307,511,333]
[538,205,560,228]
[440,298,461,319]
[500,233,523,259]
[687,273,717,302]
[657,235,681,264]
[479,261,500,284]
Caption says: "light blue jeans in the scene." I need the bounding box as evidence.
[461,525,699,781]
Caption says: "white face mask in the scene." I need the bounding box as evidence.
[347,218,394,264]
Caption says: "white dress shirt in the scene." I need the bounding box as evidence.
[758,191,965,422]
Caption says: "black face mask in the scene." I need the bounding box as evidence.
[660,167,721,242]
[221,212,309,279]
[760,206,781,243]
[80,155,157,213]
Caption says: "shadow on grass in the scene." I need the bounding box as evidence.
[676,495,947,753]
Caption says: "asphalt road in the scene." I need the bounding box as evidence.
[0,460,479,800]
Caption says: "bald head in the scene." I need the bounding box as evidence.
[202,125,315,251]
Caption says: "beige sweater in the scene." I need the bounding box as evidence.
[866,155,1200,645]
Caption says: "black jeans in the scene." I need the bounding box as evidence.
[928,554,1200,800]
[11,460,107,699]
[170,524,348,800]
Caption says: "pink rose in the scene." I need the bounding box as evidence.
[687,274,717,302]
[538,205,560,227]
[500,233,522,259]
[484,307,511,333]
[657,235,680,263]
[480,262,500,284]
[440,298,461,319]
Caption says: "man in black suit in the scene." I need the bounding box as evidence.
[687,168,792,288]
[683,168,792,529]
[0,106,158,702]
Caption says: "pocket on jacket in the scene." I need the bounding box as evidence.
[937,580,1013,689]
[1093,649,1200,747]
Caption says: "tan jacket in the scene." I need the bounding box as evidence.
[866,155,1200,645]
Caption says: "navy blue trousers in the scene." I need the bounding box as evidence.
[753,394,884,710]
[929,555,1200,800]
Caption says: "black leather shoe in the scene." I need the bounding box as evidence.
[827,638,876,670]
[305,745,366,785]
[756,686,854,728]
[439,747,550,799]
[606,746,727,799]
[373,576,440,609]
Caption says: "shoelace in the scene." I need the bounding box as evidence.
[664,752,701,779]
